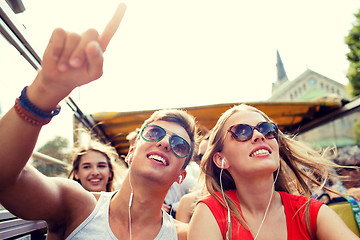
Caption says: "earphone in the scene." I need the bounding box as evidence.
[126,148,134,164]
[128,164,134,240]
[219,158,280,240]
[178,175,183,183]
[127,153,133,163]
[219,158,231,240]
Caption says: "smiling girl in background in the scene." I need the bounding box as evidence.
[68,141,121,192]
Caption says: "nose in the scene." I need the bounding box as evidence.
[156,135,171,152]
[251,129,265,143]
[90,166,100,175]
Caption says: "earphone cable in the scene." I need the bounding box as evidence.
[219,166,231,240]
[128,167,134,240]
[253,167,280,240]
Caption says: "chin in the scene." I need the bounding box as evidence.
[86,186,104,192]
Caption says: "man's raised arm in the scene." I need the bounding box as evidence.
[0,3,126,220]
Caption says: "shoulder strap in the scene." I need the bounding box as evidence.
[344,197,360,230]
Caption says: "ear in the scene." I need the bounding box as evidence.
[213,152,229,169]
[74,171,80,180]
[176,170,187,184]
[108,171,114,181]
[126,147,135,164]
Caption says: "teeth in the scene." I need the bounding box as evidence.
[149,155,167,166]
[250,149,270,157]
[90,179,100,182]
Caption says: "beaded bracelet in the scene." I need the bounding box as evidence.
[19,86,61,119]
[14,98,52,126]
[14,86,61,126]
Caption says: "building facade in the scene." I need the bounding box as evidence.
[269,50,350,102]
[270,51,358,149]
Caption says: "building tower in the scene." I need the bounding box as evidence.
[272,50,288,93]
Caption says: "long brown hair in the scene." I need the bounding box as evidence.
[201,104,336,237]
[68,141,120,192]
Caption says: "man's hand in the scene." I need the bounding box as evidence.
[30,3,126,108]
[162,203,171,213]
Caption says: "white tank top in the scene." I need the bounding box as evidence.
[65,191,177,240]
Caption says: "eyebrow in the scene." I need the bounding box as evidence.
[80,161,108,166]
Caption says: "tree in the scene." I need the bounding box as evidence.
[354,119,360,145]
[345,9,360,97]
[32,136,72,177]
[38,136,71,161]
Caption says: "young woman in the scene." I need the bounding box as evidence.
[188,104,358,240]
[68,141,119,192]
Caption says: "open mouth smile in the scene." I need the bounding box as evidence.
[249,148,271,157]
[148,154,168,166]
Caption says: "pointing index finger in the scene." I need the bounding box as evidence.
[99,3,127,52]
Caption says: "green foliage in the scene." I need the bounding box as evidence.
[38,136,70,160]
[33,136,71,177]
[346,10,360,97]
[354,119,360,145]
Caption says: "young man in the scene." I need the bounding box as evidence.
[0,3,196,239]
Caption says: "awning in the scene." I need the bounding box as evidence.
[89,99,345,157]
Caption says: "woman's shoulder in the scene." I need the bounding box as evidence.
[198,193,214,204]
[173,219,189,240]
[180,191,198,204]
[279,191,324,210]
[198,190,237,206]
[279,191,307,202]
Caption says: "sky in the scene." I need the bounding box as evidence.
[14,0,360,114]
[1,0,360,148]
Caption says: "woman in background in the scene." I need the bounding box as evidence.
[68,141,121,192]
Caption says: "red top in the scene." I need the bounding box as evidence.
[198,190,324,240]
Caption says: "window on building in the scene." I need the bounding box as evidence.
[308,78,317,86]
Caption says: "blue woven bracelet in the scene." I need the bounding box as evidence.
[19,86,61,120]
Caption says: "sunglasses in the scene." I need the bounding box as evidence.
[227,122,278,142]
[141,124,191,158]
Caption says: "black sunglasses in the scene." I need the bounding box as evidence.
[227,122,278,142]
[141,124,191,158]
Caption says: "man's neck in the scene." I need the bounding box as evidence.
[112,173,168,222]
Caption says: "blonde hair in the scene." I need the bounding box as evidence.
[201,104,336,237]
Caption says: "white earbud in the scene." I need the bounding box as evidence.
[126,153,133,164]
[219,157,231,239]
[179,175,183,183]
